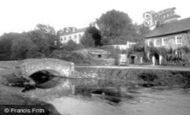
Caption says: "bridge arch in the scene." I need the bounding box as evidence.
[28,69,67,88]
[14,58,75,88]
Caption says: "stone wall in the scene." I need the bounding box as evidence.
[90,58,115,66]
[75,67,190,88]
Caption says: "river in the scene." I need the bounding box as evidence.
[49,88,190,115]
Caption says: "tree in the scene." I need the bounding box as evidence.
[27,30,57,57]
[81,26,102,47]
[0,33,19,60]
[0,24,59,60]
[80,30,95,48]
[35,24,61,49]
[10,34,38,59]
[96,10,139,45]
[88,26,102,47]
[36,24,56,35]
[138,24,150,36]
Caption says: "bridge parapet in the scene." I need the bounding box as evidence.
[14,58,75,79]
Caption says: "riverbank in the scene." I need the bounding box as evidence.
[73,66,190,98]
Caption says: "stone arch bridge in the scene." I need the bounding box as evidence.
[13,58,75,89]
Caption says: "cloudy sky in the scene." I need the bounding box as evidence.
[0,0,189,35]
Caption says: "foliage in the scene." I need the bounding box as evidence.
[145,46,190,66]
[137,71,189,88]
[74,68,190,95]
[96,10,142,45]
[61,40,84,51]
[156,47,168,57]
[27,29,57,57]
[80,30,95,48]
[177,46,190,53]
[36,24,56,35]
[0,24,59,60]
[88,26,102,47]
[135,24,150,36]
[10,35,37,59]
[81,26,102,47]
[146,46,160,59]
[0,33,16,60]
[50,50,91,65]
[128,43,145,54]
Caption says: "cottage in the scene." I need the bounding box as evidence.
[144,8,190,65]
[145,18,190,49]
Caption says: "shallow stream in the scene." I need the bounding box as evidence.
[49,88,190,115]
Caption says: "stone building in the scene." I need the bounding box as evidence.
[59,27,86,44]
[145,17,190,50]
[143,8,190,65]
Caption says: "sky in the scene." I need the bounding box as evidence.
[0,0,189,35]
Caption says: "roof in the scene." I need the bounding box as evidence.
[145,17,190,38]
[60,27,87,36]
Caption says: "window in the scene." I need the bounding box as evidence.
[175,35,183,44]
[146,40,150,46]
[74,35,77,38]
[154,39,162,47]
[146,40,151,46]
[163,36,175,45]
[79,34,82,38]
[147,40,153,47]
[64,37,67,40]
[162,38,167,45]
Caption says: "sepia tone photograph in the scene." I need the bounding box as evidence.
[0,0,190,115]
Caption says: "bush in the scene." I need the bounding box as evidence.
[138,72,159,87]
[50,50,92,65]
[61,40,84,51]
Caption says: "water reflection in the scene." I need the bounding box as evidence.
[49,88,190,115]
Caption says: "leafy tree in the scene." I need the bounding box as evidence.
[135,24,150,36]
[36,24,56,35]
[80,30,95,48]
[35,24,60,49]
[10,36,37,59]
[27,30,57,57]
[81,26,102,47]
[96,10,139,45]
[0,33,15,59]
[0,24,60,60]
[133,24,150,44]
[87,26,102,46]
